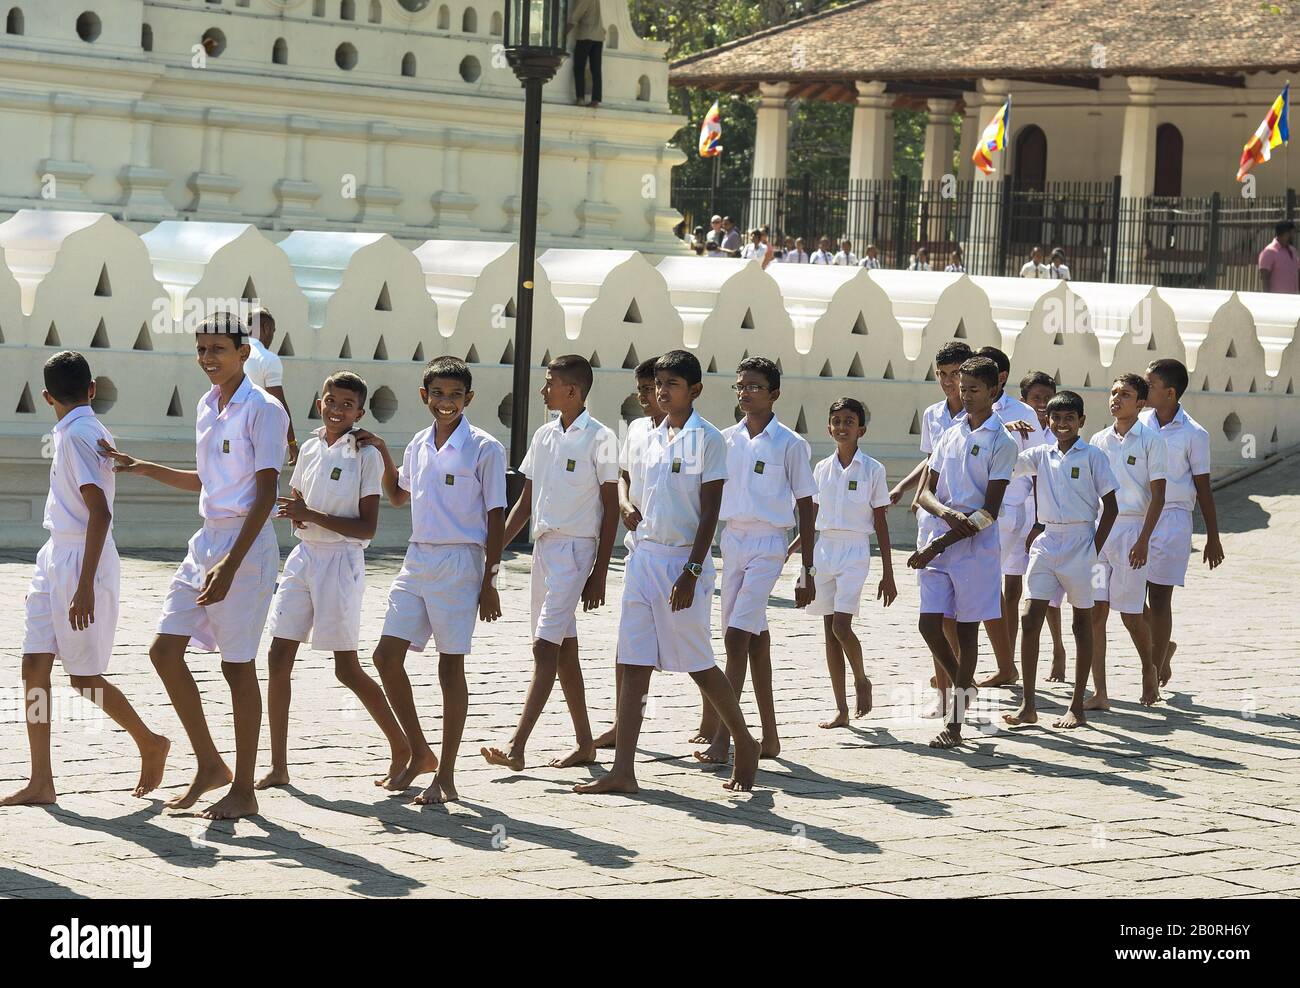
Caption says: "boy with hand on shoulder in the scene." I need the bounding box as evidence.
[907,356,1017,749]
[1140,358,1223,688]
[1088,374,1167,708]
[803,397,897,728]
[695,356,817,765]
[1004,391,1119,729]
[99,312,287,820]
[482,355,619,772]
[360,356,506,806]
[256,372,411,790]
[574,350,759,795]
[5,352,170,807]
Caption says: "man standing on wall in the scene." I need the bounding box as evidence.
[567,0,605,110]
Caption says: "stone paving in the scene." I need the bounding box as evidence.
[1,456,1298,899]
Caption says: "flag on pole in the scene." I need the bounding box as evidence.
[699,100,723,158]
[1237,84,1289,182]
[971,97,1011,175]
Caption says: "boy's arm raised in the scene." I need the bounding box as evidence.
[97,438,202,493]
[355,430,409,508]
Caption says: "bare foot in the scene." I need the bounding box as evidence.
[0,780,56,806]
[978,669,1020,688]
[165,762,233,810]
[1054,708,1087,729]
[1003,705,1038,727]
[1160,641,1177,687]
[200,787,258,820]
[819,710,849,729]
[929,726,963,749]
[760,737,781,760]
[693,740,730,766]
[133,735,170,798]
[413,773,458,805]
[382,748,438,791]
[593,727,617,749]
[855,679,873,717]
[1082,694,1110,712]
[929,675,938,688]
[480,745,525,772]
[1047,663,1067,683]
[548,744,597,769]
[922,694,946,719]
[254,766,290,791]
[688,731,711,745]
[1140,678,1164,706]
[726,736,758,791]
[573,772,638,795]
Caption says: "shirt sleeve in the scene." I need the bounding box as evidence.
[262,351,284,388]
[701,429,729,485]
[919,410,935,455]
[288,445,305,491]
[787,437,817,499]
[359,445,384,499]
[1012,448,1038,478]
[1189,424,1211,477]
[250,395,289,473]
[1146,435,1168,482]
[988,434,1018,482]
[1091,448,1118,499]
[810,460,825,505]
[479,440,508,512]
[1260,246,1276,272]
[520,428,539,480]
[868,462,891,509]
[397,438,417,493]
[595,427,620,485]
[67,429,109,492]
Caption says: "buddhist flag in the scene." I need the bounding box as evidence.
[699,100,723,158]
[1237,85,1289,182]
[971,97,1011,175]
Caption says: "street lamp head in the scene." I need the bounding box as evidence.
[503,0,569,55]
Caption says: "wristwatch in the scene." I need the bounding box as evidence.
[803,566,817,577]
[683,561,703,578]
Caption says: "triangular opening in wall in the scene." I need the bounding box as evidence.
[740,349,749,361]
[338,336,352,359]
[277,334,294,356]
[15,383,35,414]
[1224,377,1233,393]
[539,349,551,366]
[1226,340,1237,358]
[241,277,258,302]
[775,358,783,374]
[0,323,4,343]
[45,322,60,346]
[819,359,833,377]
[1146,334,1158,351]
[740,308,755,330]
[589,351,601,368]
[847,354,865,378]
[794,406,808,434]
[412,342,425,361]
[90,319,109,348]
[465,344,480,363]
[1052,332,1065,345]
[623,299,642,324]
[307,392,321,419]
[706,357,718,373]
[375,283,392,311]
[133,323,153,351]
[166,387,183,417]
[883,361,895,380]
[924,364,936,382]
[1053,369,1062,385]
[503,298,517,318]
[1083,373,1092,387]
[909,410,921,435]
[94,265,112,298]
[851,312,868,336]
[953,321,967,339]
[1271,426,1279,443]
[622,343,638,369]
[1249,377,1257,393]
[1201,378,1211,391]
[373,336,388,360]
[1287,378,1294,395]
[501,340,515,364]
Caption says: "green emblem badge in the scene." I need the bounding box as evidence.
[222,439,230,454]
[566,458,576,472]
[330,467,342,481]
[848,480,859,491]
[445,473,455,486]
[970,444,980,456]
[1126,455,1137,465]
[754,460,766,475]
[1070,466,1081,479]
[671,459,682,474]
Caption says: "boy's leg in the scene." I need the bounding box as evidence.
[833,613,872,717]
[1006,601,1050,726]
[1003,574,1023,655]
[918,611,960,719]
[372,635,438,790]
[819,616,849,728]
[1046,606,1069,680]
[1055,607,1094,728]
[1,654,57,805]
[699,625,753,763]
[149,633,234,810]
[482,637,561,771]
[1084,603,1111,711]
[691,666,759,791]
[256,637,300,789]
[68,673,170,798]
[332,650,412,784]
[1122,611,1160,705]
[934,620,982,747]
[980,615,1017,686]
[593,660,623,749]
[1145,583,1175,687]
[575,664,652,794]
[748,631,780,758]
[415,653,467,805]
[200,660,262,820]
[551,636,596,767]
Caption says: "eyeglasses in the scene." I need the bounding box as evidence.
[732,383,770,395]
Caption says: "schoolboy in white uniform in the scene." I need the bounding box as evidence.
[5,352,170,808]
[1088,373,1168,709]
[257,372,411,792]
[244,307,297,465]
[696,356,817,766]
[364,356,506,806]
[483,355,619,773]
[805,397,897,729]
[101,312,287,820]
[575,350,758,795]
[908,356,1017,749]
[1140,358,1223,689]
[1005,390,1118,730]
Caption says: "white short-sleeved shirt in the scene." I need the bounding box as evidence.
[43,405,115,538]
[397,415,508,546]
[920,398,962,456]
[929,412,1019,515]
[833,251,859,266]
[719,415,816,530]
[1014,440,1117,525]
[196,375,289,520]
[1020,261,1050,279]
[521,409,619,540]
[810,250,835,265]
[243,338,284,390]
[1138,406,1211,511]
[781,250,809,264]
[861,256,881,269]
[1089,420,1168,518]
[812,450,890,535]
[620,415,657,509]
[988,390,1044,507]
[288,429,384,546]
[741,243,768,262]
[637,410,728,548]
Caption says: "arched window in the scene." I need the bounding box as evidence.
[1013,124,1048,191]
[437,5,450,30]
[607,25,619,49]
[401,52,416,77]
[369,0,382,23]
[489,11,501,36]
[341,0,356,21]
[462,7,477,33]
[1154,123,1184,198]
[313,0,325,15]
[273,37,288,65]
[141,23,153,51]
[637,75,650,101]
[6,7,23,35]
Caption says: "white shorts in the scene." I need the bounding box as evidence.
[531,534,597,645]
[1147,507,1193,588]
[157,519,280,664]
[617,542,717,674]
[267,541,366,652]
[1026,524,1098,609]
[918,524,1002,622]
[381,542,484,655]
[1096,517,1150,614]
[807,533,872,617]
[22,536,120,676]
[998,500,1035,577]
[720,526,786,635]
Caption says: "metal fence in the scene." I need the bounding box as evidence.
[671,174,1297,291]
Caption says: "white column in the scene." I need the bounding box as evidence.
[576,142,620,237]
[119,101,176,221]
[39,94,94,204]
[966,79,1010,275]
[922,99,958,185]
[356,122,403,225]
[848,81,891,183]
[957,95,979,183]
[1119,76,1158,198]
[187,109,242,216]
[431,129,480,231]
[273,115,322,226]
[750,82,790,234]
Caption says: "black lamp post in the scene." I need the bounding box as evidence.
[502,0,568,504]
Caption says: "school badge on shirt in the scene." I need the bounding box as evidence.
[1126,455,1137,465]
[671,458,682,473]
[754,460,766,475]
[566,459,576,472]
[1070,466,1081,479]
[969,444,980,456]
[222,439,230,454]
[330,467,342,481]
[848,479,859,491]
[445,473,455,486]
